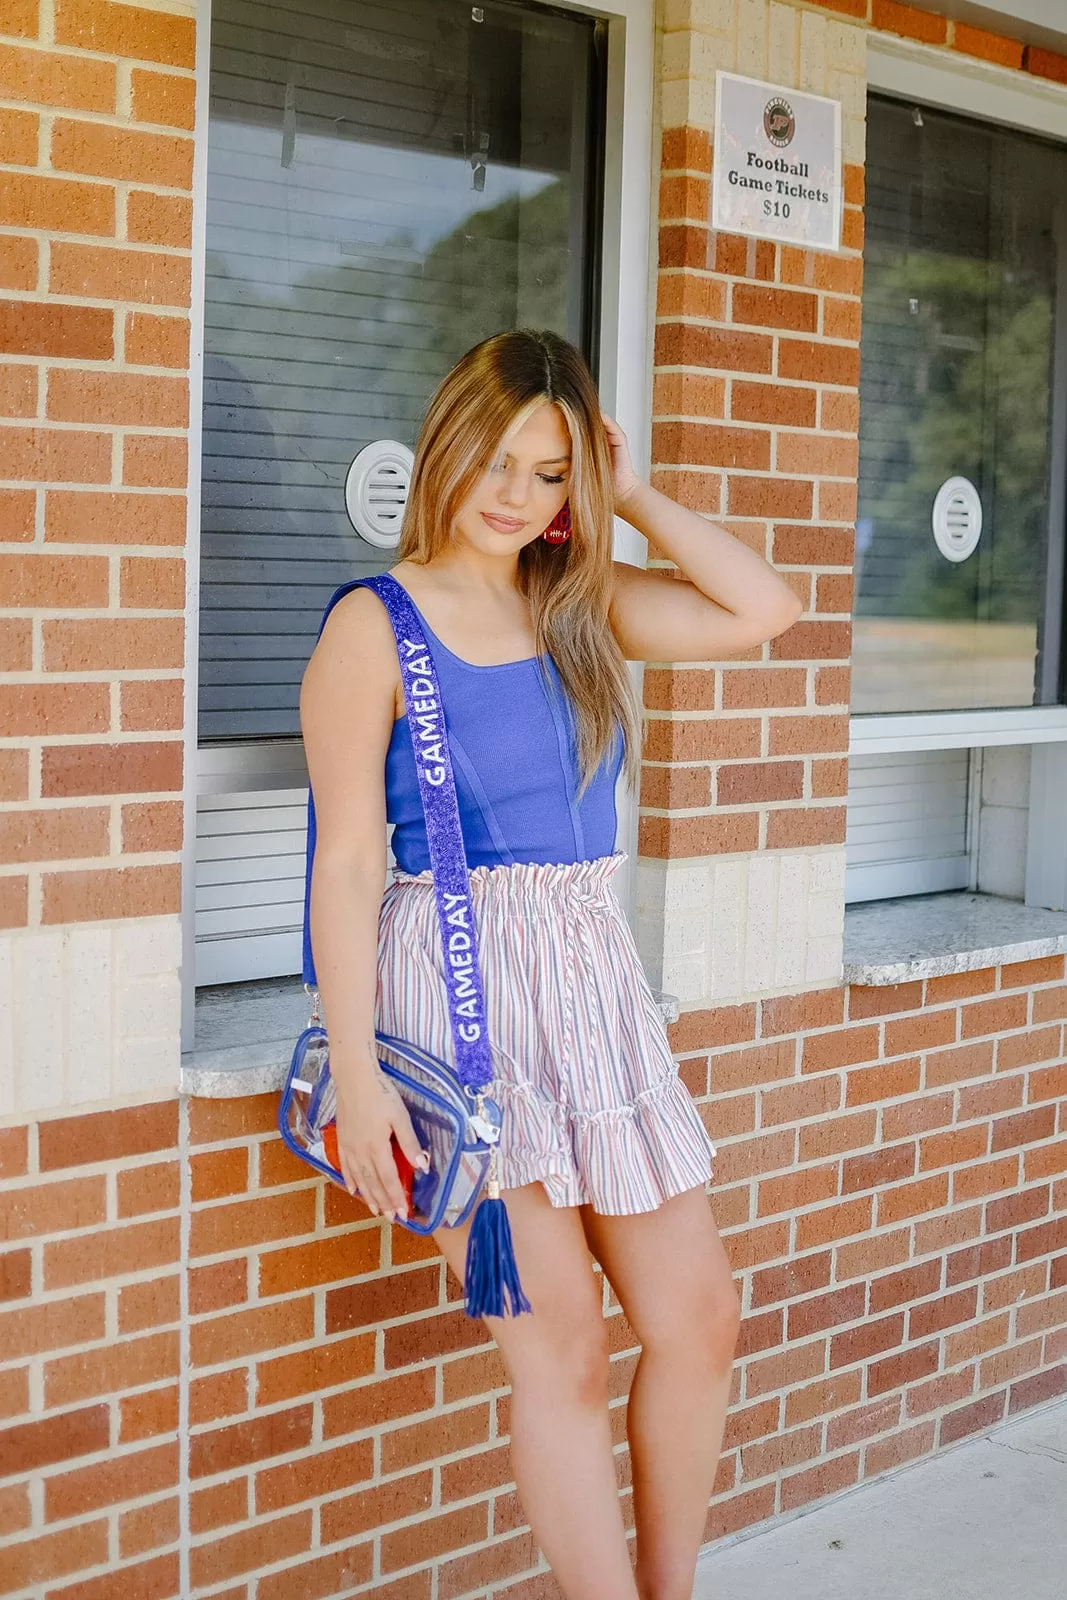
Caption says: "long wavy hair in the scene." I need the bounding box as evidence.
[397,329,641,790]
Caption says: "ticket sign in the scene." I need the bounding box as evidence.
[712,72,843,251]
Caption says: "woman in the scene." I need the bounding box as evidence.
[301,330,802,1600]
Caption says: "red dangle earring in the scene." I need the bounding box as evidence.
[542,502,572,546]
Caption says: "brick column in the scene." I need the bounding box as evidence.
[635,0,865,1011]
[0,0,194,1115]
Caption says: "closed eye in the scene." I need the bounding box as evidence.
[538,473,566,485]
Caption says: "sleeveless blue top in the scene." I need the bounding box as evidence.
[384,595,622,875]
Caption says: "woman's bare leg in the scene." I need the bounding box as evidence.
[581,1188,740,1600]
[436,1183,639,1600]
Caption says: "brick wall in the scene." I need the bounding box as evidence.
[2,0,1067,1594]
[0,0,193,1117]
[1,960,1064,1597]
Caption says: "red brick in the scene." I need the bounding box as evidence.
[190,1189,318,1259]
[876,1173,949,1225]
[384,1307,492,1369]
[42,741,182,800]
[639,811,761,858]
[868,1339,941,1398]
[733,285,817,332]
[842,1142,916,1194]
[710,1036,793,1088]
[321,1367,436,1439]
[785,1283,865,1340]
[919,1125,989,1171]
[189,1096,278,1143]
[905,1367,978,1421]
[0,618,33,673]
[1025,46,1067,85]
[727,475,813,520]
[0,171,114,235]
[0,807,110,865]
[381,1502,489,1574]
[1009,1364,1067,1412]
[751,1252,832,1309]
[951,1155,1020,1203]
[959,1079,1024,1128]
[652,420,770,471]
[0,1521,110,1592]
[189,1259,248,1317]
[50,239,190,307]
[45,1217,179,1290]
[0,235,37,289]
[55,0,196,66]
[961,994,1029,1038]
[40,1103,177,1170]
[924,1040,995,1088]
[885,1008,958,1056]
[255,1545,374,1600]
[767,714,849,756]
[776,432,859,478]
[661,127,712,173]
[45,1440,177,1520]
[45,488,186,546]
[777,339,860,386]
[1033,984,1067,1024]
[773,525,854,565]
[188,1511,312,1588]
[1000,956,1064,989]
[802,1025,879,1074]
[1,1173,107,1239]
[258,1229,381,1296]
[121,678,184,733]
[824,1394,902,1449]
[0,683,109,738]
[1,425,112,485]
[0,1405,109,1477]
[779,1449,860,1512]
[797,1110,877,1166]
[793,1196,876,1254]
[190,1299,315,1368]
[189,1369,247,1427]
[771,620,851,662]
[848,982,924,1019]
[104,1158,176,1221]
[644,715,761,762]
[119,1502,180,1560]
[946,1237,1013,1287]
[717,760,804,805]
[870,1260,940,1312]
[43,862,181,922]
[990,1106,1057,1152]
[0,301,112,361]
[190,1407,314,1479]
[46,1330,177,1408]
[654,321,773,375]
[939,1390,1006,1446]
[43,616,184,672]
[119,1275,180,1334]
[731,381,816,428]
[743,1336,827,1399]
[1017,1218,1067,1263]
[829,1314,908,1374]
[909,1286,979,1340]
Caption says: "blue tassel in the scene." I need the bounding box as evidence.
[464,1193,532,1319]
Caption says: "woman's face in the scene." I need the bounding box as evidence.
[453,401,572,556]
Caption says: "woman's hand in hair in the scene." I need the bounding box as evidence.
[601,413,642,512]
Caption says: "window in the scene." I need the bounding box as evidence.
[192,0,607,984]
[847,91,1067,904]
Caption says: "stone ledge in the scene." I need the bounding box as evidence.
[844,892,1067,988]
[183,977,681,1099]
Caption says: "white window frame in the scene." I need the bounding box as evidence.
[180,0,657,1046]
[848,37,1067,911]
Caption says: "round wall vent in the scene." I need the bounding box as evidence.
[344,440,414,548]
[931,476,982,563]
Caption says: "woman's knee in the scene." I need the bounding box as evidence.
[638,1263,740,1380]
[504,1300,611,1411]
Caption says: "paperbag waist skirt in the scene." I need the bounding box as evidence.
[375,853,715,1215]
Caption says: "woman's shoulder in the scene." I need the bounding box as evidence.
[304,580,403,712]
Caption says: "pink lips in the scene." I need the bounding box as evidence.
[480,512,525,534]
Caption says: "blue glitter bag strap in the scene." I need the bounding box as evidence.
[300,573,530,1319]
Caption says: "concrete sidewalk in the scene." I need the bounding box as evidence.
[693,1396,1067,1600]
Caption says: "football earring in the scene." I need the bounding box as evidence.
[542,502,572,545]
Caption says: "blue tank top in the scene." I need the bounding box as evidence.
[385,596,622,875]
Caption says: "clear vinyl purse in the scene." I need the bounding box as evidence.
[278,573,529,1315]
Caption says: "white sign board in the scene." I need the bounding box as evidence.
[712,72,843,251]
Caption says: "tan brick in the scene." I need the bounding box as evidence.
[0,877,29,928]
[0,302,112,361]
[42,740,182,799]
[0,172,114,235]
[124,310,189,369]
[0,750,30,802]
[1,425,112,484]
[42,862,181,923]
[0,234,38,290]
[0,104,38,163]
[43,616,183,671]
[0,41,116,112]
[0,806,109,865]
[126,189,193,247]
[46,487,186,546]
[50,241,191,308]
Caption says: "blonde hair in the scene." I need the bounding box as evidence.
[398,330,641,790]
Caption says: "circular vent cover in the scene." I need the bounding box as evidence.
[931,476,982,563]
[344,440,414,548]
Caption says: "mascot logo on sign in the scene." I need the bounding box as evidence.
[763,96,796,148]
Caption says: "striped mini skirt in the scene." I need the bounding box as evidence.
[375,853,715,1215]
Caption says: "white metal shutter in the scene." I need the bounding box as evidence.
[845,749,972,903]
[195,792,308,986]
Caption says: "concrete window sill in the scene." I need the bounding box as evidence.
[844,891,1067,988]
[182,977,681,1099]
